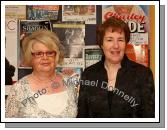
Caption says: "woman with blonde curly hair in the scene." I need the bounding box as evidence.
[6,30,78,118]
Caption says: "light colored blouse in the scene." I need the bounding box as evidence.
[36,91,68,115]
[5,76,78,118]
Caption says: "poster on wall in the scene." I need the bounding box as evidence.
[62,5,96,24]
[5,5,26,19]
[5,18,18,81]
[84,46,102,68]
[19,20,52,67]
[102,5,150,67]
[56,67,82,91]
[26,5,59,20]
[52,22,85,68]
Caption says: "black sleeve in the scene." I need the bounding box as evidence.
[5,58,15,85]
[140,68,155,117]
[77,70,90,118]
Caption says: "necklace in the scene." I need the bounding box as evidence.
[31,72,59,89]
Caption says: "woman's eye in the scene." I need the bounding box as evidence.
[107,39,113,42]
[118,39,125,42]
[47,52,53,55]
[36,52,43,56]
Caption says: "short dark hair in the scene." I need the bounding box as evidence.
[96,17,130,48]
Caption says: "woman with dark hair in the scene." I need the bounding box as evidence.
[77,17,155,118]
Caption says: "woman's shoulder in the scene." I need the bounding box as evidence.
[129,59,151,71]
[11,75,31,93]
[13,75,30,86]
[84,60,103,73]
[127,59,153,78]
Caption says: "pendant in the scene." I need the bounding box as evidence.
[51,81,59,89]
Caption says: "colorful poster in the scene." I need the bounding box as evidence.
[84,46,102,68]
[5,18,18,81]
[62,5,96,24]
[19,20,52,67]
[56,67,82,93]
[27,5,59,20]
[56,67,82,84]
[5,5,26,19]
[102,5,150,66]
[52,22,85,68]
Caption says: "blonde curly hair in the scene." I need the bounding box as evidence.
[22,29,64,66]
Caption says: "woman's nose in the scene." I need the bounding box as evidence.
[113,41,119,48]
[42,53,48,59]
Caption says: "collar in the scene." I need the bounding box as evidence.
[100,54,131,69]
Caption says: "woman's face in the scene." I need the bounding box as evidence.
[31,42,56,73]
[102,28,126,64]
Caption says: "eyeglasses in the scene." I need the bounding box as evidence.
[31,51,57,58]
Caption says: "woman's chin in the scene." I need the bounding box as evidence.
[107,57,122,64]
[40,67,53,72]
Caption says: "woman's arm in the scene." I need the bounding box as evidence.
[5,84,20,118]
[140,68,155,117]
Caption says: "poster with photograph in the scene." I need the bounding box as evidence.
[53,22,85,68]
[84,46,102,68]
[62,5,96,24]
[26,5,59,20]
[56,67,82,89]
[102,5,150,66]
[19,20,52,67]
[5,18,18,81]
[5,5,26,19]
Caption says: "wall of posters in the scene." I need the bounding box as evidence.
[4,5,154,81]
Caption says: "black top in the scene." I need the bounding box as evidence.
[5,57,15,85]
[77,55,155,118]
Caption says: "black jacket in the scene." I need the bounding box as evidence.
[77,55,155,118]
[5,58,15,85]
